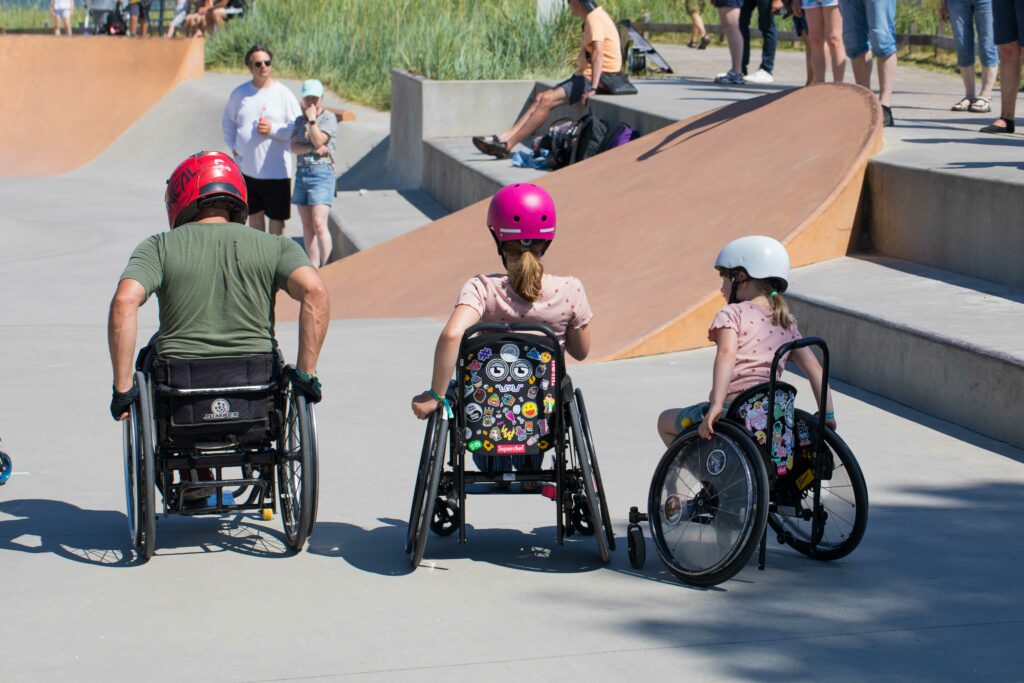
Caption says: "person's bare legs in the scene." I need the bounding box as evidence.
[806,8,827,83]
[877,51,896,107]
[802,32,813,85]
[824,6,847,81]
[691,10,708,45]
[850,51,873,89]
[129,12,138,36]
[268,218,286,236]
[657,410,681,448]
[719,7,744,74]
[961,65,978,101]
[979,64,997,101]
[249,211,267,232]
[498,88,568,149]
[992,43,1022,128]
[298,205,333,267]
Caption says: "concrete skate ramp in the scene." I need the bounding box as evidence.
[0,36,204,176]
[289,84,882,361]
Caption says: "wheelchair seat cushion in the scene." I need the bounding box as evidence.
[152,354,277,447]
[726,382,798,476]
[458,335,563,459]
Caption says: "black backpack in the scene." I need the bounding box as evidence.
[569,114,609,165]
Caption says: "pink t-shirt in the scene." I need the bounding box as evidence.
[708,301,802,397]
[456,273,593,347]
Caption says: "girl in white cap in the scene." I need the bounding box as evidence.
[656,236,835,446]
[291,79,337,267]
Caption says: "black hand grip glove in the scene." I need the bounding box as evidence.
[110,381,139,421]
[286,367,322,403]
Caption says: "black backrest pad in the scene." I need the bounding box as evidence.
[457,334,563,457]
[153,354,276,446]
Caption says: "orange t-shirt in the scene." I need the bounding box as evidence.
[576,7,622,81]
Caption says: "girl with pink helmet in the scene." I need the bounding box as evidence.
[410,183,593,475]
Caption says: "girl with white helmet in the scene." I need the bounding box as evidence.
[410,183,593,475]
[656,235,835,445]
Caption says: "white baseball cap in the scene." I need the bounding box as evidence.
[300,79,324,99]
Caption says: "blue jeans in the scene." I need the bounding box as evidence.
[839,0,897,58]
[291,164,335,207]
[740,0,777,73]
[949,0,999,67]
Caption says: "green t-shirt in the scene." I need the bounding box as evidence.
[120,222,312,358]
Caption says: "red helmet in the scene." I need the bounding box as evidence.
[165,151,248,228]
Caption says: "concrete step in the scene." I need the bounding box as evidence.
[787,255,1024,447]
[423,137,544,212]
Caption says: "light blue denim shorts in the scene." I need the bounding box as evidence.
[802,0,839,8]
[839,0,897,58]
[291,164,335,207]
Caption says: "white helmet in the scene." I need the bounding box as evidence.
[714,235,790,293]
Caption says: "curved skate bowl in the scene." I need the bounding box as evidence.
[290,83,882,361]
[0,35,204,176]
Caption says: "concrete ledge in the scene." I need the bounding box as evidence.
[787,255,1024,447]
[423,137,544,212]
[865,161,1024,290]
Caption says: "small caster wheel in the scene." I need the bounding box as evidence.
[570,499,595,536]
[627,524,646,569]
[0,451,11,486]
[261,508,274,521]
[430,499,460,537]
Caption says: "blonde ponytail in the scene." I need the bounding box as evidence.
[754,279,796,328]
[502,241,545,302]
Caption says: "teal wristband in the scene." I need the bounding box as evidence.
[296,369,316,381]
[824,412,835,419]
[428,389,453,419]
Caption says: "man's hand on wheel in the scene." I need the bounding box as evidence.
[110,381,139,421]
[287,367,322,403]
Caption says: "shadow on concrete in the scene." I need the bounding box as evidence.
[591,482,1024,680]
[0,499,293,566]
[336,138,393,192]
[902,136,1024,148]
[308,518,609,575]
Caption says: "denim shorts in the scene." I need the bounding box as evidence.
[675,401,732,432]
[949,0,999,66]
[839,0,897,58]
[802,0,839,8]
[993,0,1024,45]
[291,164,335,207]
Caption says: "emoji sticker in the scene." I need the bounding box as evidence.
[477,348,492,361]
[500,344,520,362]
[512,404,521,415]
[485,359,509,382]
[540,352,551,363]
[522,402,538,419]
[465,404,483,422]
[510,360,532,381]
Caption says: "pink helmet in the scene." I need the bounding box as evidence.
[487,183,557,243]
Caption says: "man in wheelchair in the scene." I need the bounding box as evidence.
[107,152,328,537]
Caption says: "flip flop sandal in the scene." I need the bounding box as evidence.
[687,40,698,48]
[472,134,509,159]
[970,97,992,113]
[951,97,972,112]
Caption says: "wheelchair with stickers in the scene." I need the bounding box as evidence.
[406,322,615,568]
[627,338,868,586]
[123,346,318,560]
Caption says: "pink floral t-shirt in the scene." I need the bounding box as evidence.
[708,301,802,397]
[456,273,593,347]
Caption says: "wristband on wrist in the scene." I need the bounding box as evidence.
[428,389,454,419]
[296,369,316,381]
[824,412,835,419]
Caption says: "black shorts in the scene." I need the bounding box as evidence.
[555,75,594,105]
[243,175,291,221]
[994,0,1024,46]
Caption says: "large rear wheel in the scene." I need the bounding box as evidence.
[568,397,610,564]
[278,384,318,551]
[648,422,768,586]
[409,411,447,569]
[123,371,156,560]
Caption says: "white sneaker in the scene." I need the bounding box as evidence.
[745,69,775,84]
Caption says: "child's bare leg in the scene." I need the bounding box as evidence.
[657,409,681,447]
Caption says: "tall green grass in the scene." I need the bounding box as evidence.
[0,0,83,30]
[202,0,947,110]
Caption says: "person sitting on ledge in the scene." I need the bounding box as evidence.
[471,0,621,159]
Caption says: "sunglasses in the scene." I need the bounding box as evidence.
[250,59,272,68]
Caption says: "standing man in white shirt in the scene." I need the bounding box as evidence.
[222,45,302,235]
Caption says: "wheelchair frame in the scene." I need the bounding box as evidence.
[122,348,319,560]
[627,337,869,586]
[407,323,614,569]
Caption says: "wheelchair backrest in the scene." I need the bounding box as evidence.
[152,354,278,447]
[456,328,564,458]
[726,382,798,476]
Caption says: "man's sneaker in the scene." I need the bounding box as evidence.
[714,70,745,85]
[745,68,774,84]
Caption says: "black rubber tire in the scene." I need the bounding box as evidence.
[278,385,318,551]
[768,410,868,561]
[627,524,646,569]
[124,370,156,560]
[568,397,610,564]
[410,411,447,568]
[406,411,440,555]
[430,498,460,537]
[575,388,616,552]
[648,422,769,586]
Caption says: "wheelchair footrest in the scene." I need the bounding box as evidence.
[172,477,269,514]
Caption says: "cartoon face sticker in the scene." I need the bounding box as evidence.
[522,402,539,419]
[500,343,520,362]
[487,394,500,407]
[510,360,532,381]
[512,404,521,415]
[489,427,501,442]
[474,389,486,403]
[467,359,482,371]
[477,348,492,361]
[501,394,515,407]
[543,394,555,414]
[482,415,495,428]
[485,359,508,382]
[465,404,483,422]
[540,352,551,363]
[527,386,538,399]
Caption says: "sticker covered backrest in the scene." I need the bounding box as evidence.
[733,384,797,477]
[458,337,561,457]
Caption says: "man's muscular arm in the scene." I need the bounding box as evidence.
[285,266,330,374]
[108,280,147,420]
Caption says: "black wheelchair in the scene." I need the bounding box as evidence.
[627,338,868,586]
[406,323,615,568]
[123,347,319,560]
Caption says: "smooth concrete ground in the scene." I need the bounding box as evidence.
[3,45,1024,682]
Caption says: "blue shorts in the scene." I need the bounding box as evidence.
[839,0,897,58]
[802,0,839,7]
[291,164,335,207]
[675,401,732,432]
